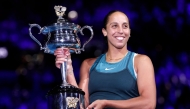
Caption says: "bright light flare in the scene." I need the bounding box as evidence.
[0,47,8,59]
[68,10,78,20]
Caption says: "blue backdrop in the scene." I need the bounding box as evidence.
[0,0,190,109]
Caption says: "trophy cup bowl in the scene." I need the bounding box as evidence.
[29,6,93,109]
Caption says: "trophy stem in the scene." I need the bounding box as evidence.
[60,61,69,86]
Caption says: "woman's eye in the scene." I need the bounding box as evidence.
[123,25,128,28]
[112,25,117,28]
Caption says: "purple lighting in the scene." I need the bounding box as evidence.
[0,0,190,109]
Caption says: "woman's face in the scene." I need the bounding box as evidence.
[102,12,130,49]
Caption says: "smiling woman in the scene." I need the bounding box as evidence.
[102,11,130,51]
[54,10,156,109]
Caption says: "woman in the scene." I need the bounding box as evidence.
[54,10,156,109]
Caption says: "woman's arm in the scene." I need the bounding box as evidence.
[79,58,96,108]
[55,48,96,108]
[87,54,156,109]
[54,48,78,87]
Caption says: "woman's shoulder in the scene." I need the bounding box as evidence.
[82,54,104,69]
[79,57,97,74]
[134,53,151,61]
[133,53,153,75]
[134,53,153,69]
[83,53,105,66]
[83,57,97,67]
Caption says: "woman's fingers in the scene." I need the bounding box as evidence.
[54,48,72,69]
[63,48,70,56]
[56,54,67,59]
[54,48,70,55]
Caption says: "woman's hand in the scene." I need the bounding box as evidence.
[54,48,73,73]
[54,48,78,87]
[87,100,107,109]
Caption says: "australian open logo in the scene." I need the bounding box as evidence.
[66,97,79,108]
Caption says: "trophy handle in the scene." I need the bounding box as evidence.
[78,26,94,51]
[29,24,50,50]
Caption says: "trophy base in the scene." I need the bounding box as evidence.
[46,84,85,109]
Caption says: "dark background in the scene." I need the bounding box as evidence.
[0,0,190,109]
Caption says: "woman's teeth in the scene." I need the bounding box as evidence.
[116,37,124,40]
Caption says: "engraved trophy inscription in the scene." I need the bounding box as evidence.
[29,6,93,109]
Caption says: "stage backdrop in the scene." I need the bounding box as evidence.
[0,0,190,109]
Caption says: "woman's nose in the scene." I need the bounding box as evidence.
[117,27,124,33]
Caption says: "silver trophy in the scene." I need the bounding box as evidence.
[29,6,93,109]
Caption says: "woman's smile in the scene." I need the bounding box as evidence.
[115,36,125,41]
